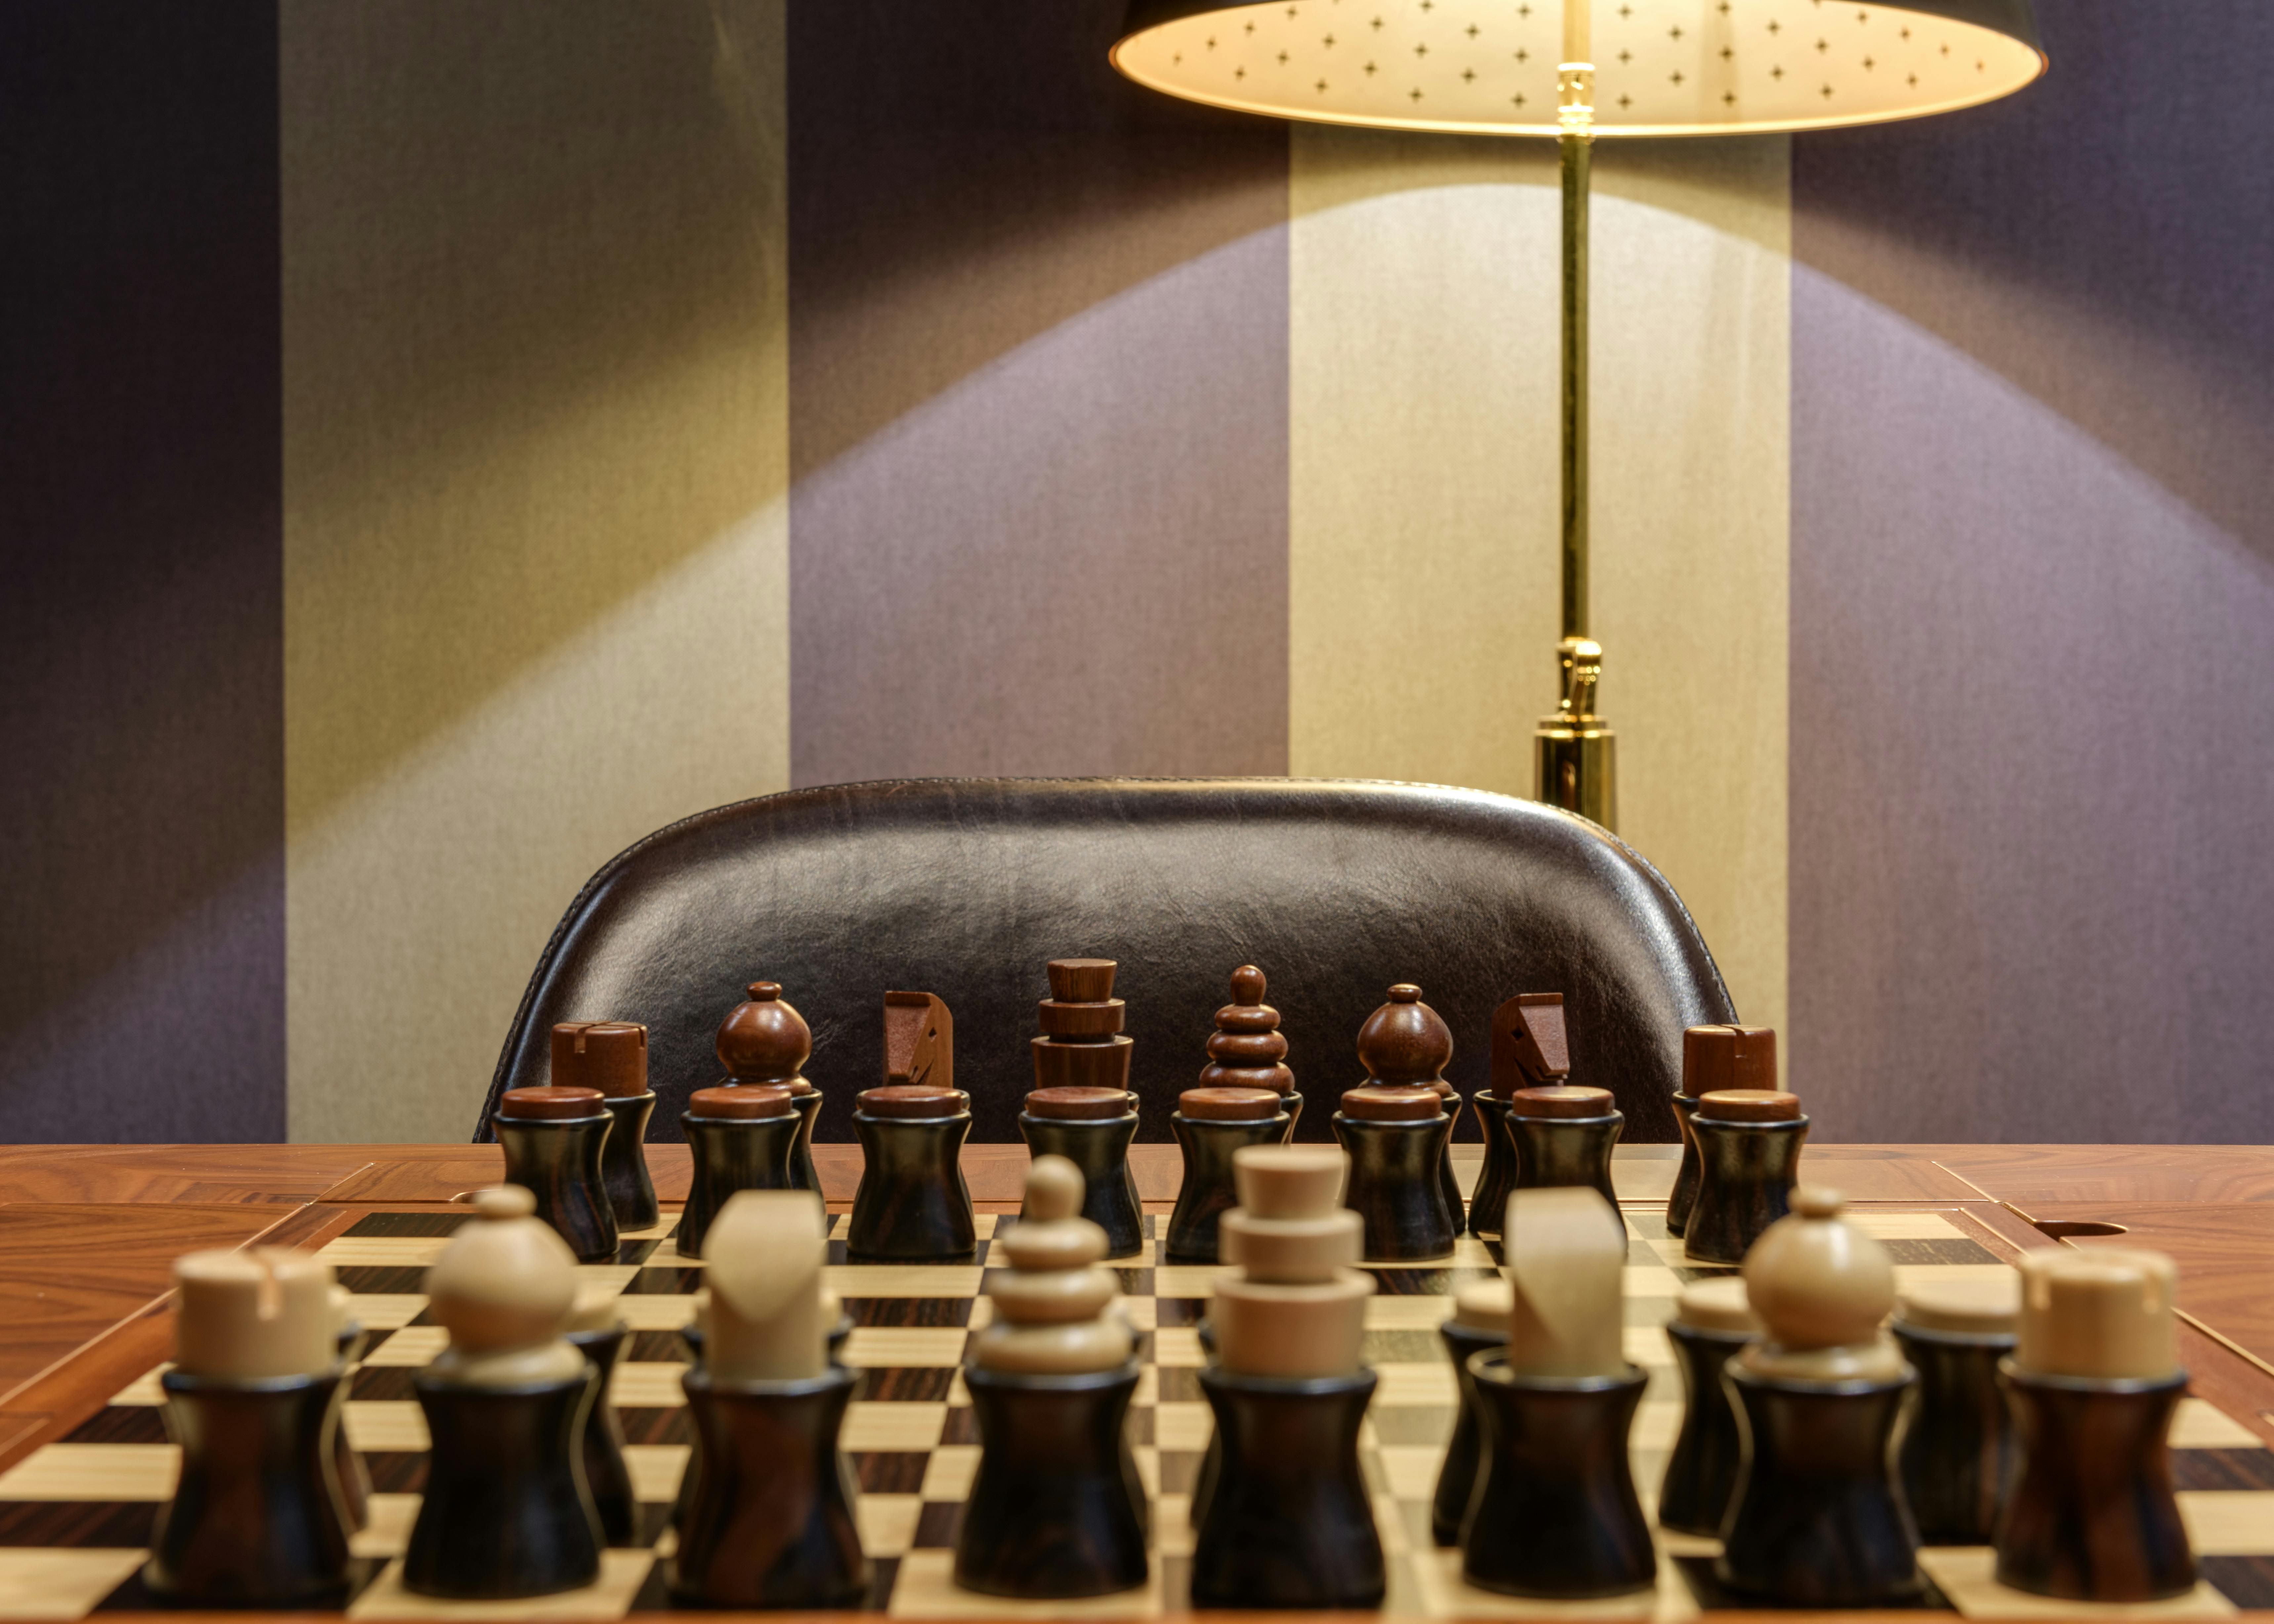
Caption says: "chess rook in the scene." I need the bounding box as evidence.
[677,1084,800,1258]
[1681,1086,1809,1266]
[1893,1276,2019,1545]
[1431,1278,1511,1546]
[563,1286,638,1546]
[1995,1248,2195,1602]
[847,1085,977,1260]
[716,980,822,1193]
[1716,1187,1921,1606]
[1507,1083,1622,1206]
[491,1084,618,1263]
[1165,1086,1288,1264]
[1334,1084,1457,1262]
[1351,983,1465,1225]
[1200,964,1300,1136]
[1657,1278,1759,1537]
[1669,1024,1777,1238]
[551,1020,658,1232]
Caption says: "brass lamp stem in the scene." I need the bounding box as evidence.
[1535,15,1617,830]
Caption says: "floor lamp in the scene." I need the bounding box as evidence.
[1113,0,2044,831]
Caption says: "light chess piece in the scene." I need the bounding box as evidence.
[143,1248,351,1606]
[717,980,822,1193]
[404,1187,602,1599]
[1021,959,1143,1256]
[677,1084,799,1258]
[491,1084,618,1263]
[1200,964,1301,1134]
[1657,1277,1759,1537]
[1682,1085,1810,1265]
[1894,1276,2019,1545]
[1716,1186,1920,1606]
[1669,1024,1777,1237]
[1460,1188,1654,1598]
[673,1190,866,1608]
[955,1156,1147,1599]
[1995,1248,2195,1602]
[1350,983,1465,1226]
[551,1019,658,1231]
[1193,1144,1383,1608]
[1472,993,1569,1239]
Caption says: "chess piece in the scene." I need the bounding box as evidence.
[677,1084,799,1258]
[1894,1276,2019,1546]
[1682,1087,1809,1266]
[884,990,954,1091]
[674,1191,866,1608]
[144,1249,351,1606]
[404,1187,603,1599]
[717,981,821,1194]
[1165,1086,1289,1263]
[1193,1145,1382,1609]
[1669,1025,1777,1237]
[1995,1248,2194,1602]
[1461,1188,1653,1598]
[956,1157,1147,1599]
[1352,983,1465,1226]
[1508,1084,1622,1206]
[1472,993,1570,1238]
[847,1085,976,1259]
[564,1286,638,1546]
[492,1085,618,1263]
[1333,1085,1456,1261]
[329,1289,371,1532]
[552,1020,658,1232]
[1430,1278,1510,1545]
[1657,1277,1759,1536]
[1022,1088,1143,1259]
[1200,964,1300,1137]
[1717,1186,1920,1606]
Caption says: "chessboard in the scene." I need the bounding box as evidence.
[4,1206,2274,1620]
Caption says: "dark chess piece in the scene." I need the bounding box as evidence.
[1669,1025,1777,1238]
[1657,1278,1759,1536]
[552,1020,657,1232]
[1475,994,1567,1237]
[1165,1087,1288,1263]
[329,1312,370,1532]
[1352,983,1465,1225]
[1022,1086,1143,1258]
[1682,1087,1809,1266]
[565,1298,638,1546]
[1716,1189,1920,1607]
[884,988,954,1091]
[1333,1085,1456,1261]
[956,1158,1147,1599]
[144,1250,351,1607]
[1430,1280,1509,1545]
[492,1085,618,1264]
[848,1086,976,1259]
[1508,1084,1622,1206]
[1893,1278,2019,1545]
[1200,964,1300,1137]
[403,1189,604,1600]
[677,1084,800,1259]
[717,981,822,1194]
[1996,1248,2196,1602]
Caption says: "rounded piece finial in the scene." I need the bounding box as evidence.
[1388,983,1421,1003]
[1230,963,1266,1003]
[1356,983,1453,1084]
[746,981,781,1001]
[1791,1185,1845,1219]
[717,979,812,1084]
[1025,1154,1086,1222]
[474,1185,537,1221]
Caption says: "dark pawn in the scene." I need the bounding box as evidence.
[672,1364,867,1608]
[1892,1286,2018,1545]
[677,1085,800,1259]
[1021,1087,1142,1259]
[493,1087,618,1264]
[1352,983,1464,1225]
[553,1021,658,1232]
[331,1320,370,1532]
[955,1360,1149,1599]
[1333,1086,1456,1261]
[1508,1084,1622,1206]
[1191,1366,1385,1609]
[1657,1284,1758,1537]
[1716,1363,1921,1606]
[1681,1088,1809,1266]
[716,981,822,1194]
[565,1320,638,1546]
[1430,1302,1506,1545]
[1996,1365,2194,1602]
[1200,964,1301,1139]
[403,1364,602,1599]
[1460,1356,1655,1599]
[143,1368,352,1606]
[1669,1025,1777,1238]
[847,1086,976,1260]
[1166,1088,1288,1264]
[1467,1092,1518,1239]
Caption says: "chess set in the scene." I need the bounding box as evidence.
[4,964,2274,1620]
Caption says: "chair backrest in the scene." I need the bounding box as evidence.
[479,777,1735,1146]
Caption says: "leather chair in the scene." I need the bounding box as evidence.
[477,777,1735,1146]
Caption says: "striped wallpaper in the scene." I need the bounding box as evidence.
[6,1,2270,1146]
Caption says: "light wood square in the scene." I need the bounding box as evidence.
[886,1550,1158,1618]
[363,1326,449,1367]
[858,1493,922,1557]
[622,1443,687,1503]
[842,1328,970,1368]
[1153,1401,1212,1451]
[1376,1362,1458,1407]
[346,1550,653,1619]
[919,1445,979,1501]
[344,1401,428,1452]
[0,1444,176,1502]
[1409,1546,1693,1620]
[605,1361,688,1408]
[1918,1547,2235,1619]
[842,1401,946,1451]
[2180,1489,2274,1555]
[0,1550,147,1620]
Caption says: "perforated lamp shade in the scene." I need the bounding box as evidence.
[1111,0,2044,136]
